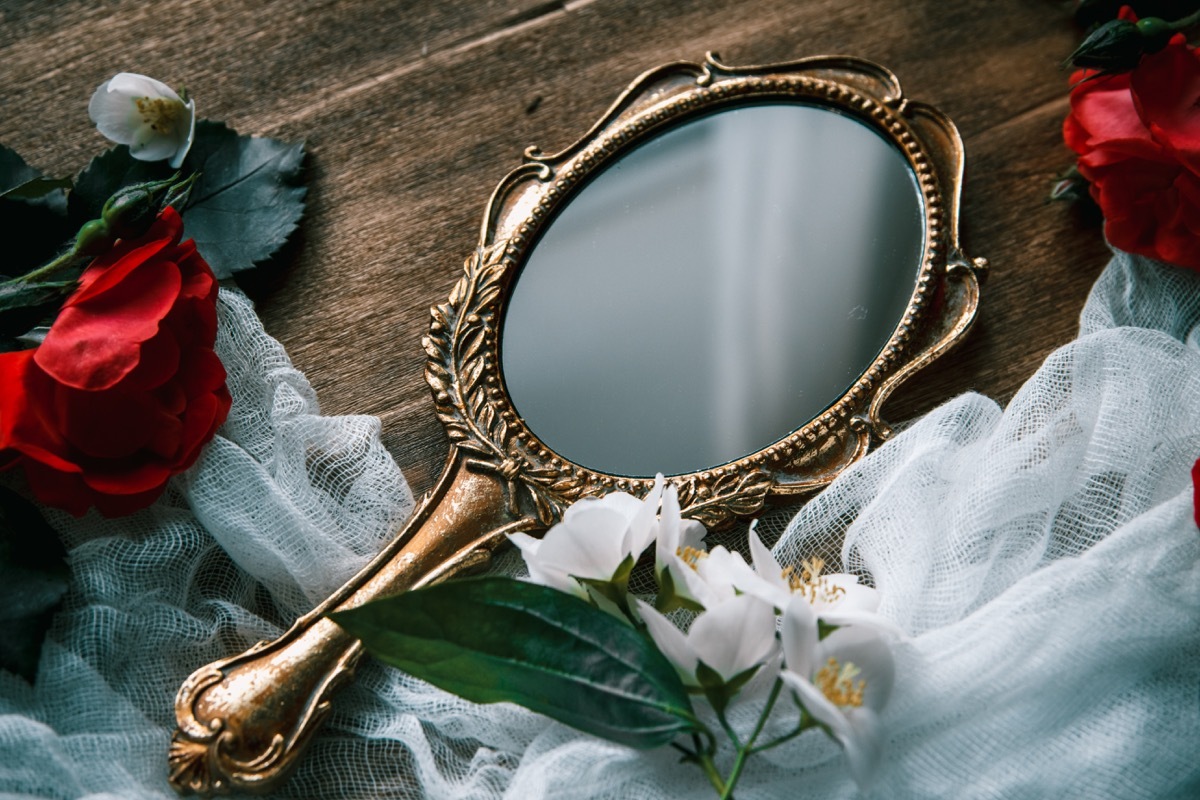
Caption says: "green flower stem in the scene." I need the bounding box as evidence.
[697,750,728,797]
[1170,9,1200,31]
[716,678,784,800]
[14,250,81,284]
[715,707,743,750]
[748,715,815,756]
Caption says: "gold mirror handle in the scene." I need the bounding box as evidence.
[168,454,527,796]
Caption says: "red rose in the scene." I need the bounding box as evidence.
[1064,29,1200,269]
[0,207,231,516]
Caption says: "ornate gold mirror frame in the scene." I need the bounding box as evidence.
[169,53,986,795]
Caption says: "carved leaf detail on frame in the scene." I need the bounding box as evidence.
[675,470,773,528]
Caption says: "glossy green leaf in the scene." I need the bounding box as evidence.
[178,120,306,278]
[0,279,75,340]
[332,576,700,749]
[1,177,72,202]
[0,145,71,276]
[0,487,68,681]
[69,146,171,226]
[69,123,306,278]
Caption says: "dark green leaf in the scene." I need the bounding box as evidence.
[178,120,306,278]
[0,145,41,197]
[332,576,700,749]
[0,486,68,681]
[0,279,75,339]
[69,145,172,227]
[1,177,72,202]
[0,145,71,276]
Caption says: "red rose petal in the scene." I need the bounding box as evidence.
[91,485,170,517]
[1193,458,1200,529]
[155,381,187,416]
[69,208,183,305]
[22,461,91,516]
[56,386,157,459]
[4,207,227,516]
[1131,39,1200,174]
[148,415,184,460]
[1071,77,1154,149]
[35,256,183,390]
[82,460,172,495]
[179,347,229,398]
[176,392,222,467]
[120,330,182,392]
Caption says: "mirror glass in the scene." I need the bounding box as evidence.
[502,102,924,478]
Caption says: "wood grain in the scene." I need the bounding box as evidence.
[0,0,1111,500]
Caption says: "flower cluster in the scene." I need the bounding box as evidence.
[1064,12,1200,269]
[0,207,230,515]
[511,480,902,791]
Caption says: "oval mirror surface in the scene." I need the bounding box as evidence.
[502,103,924,477]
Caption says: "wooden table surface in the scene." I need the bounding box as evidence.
[0,0,1110,501]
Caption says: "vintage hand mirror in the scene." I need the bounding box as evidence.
[169,54,985,794]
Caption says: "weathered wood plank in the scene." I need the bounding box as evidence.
[0,0,1109,497]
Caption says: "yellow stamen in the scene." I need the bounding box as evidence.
[815,657,866,708]
[135,96,183,133]
[676,545,707,571]
[782,557,846,604]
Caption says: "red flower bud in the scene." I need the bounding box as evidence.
[0,207,231,515]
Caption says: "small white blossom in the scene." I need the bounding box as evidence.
[509,475,663,599]
[735,524,902,636]
[779,596,894,790]
[636,594,778,688]
[653,483,723,609]
[89,72,196,168]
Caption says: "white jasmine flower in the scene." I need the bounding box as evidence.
[779,596,894,790]
[635,594,778,688]
[89,72,196,168]
[737,524,902,636]
[509,475,664,600]
[653,483,722,609]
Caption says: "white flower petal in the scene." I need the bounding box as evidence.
[666,559,718,608]
[88,73,194,166]
[169,98,197,169]
[107,72,181,102]
[819,608,906,640]
[678,519,706,550]
[697,545,755,605]
[747,522,783,580]
[817,626,896,712]
[561,495,603,525]
[819,576,879,613]
[87,88,143,144]
[507,531,541,558]
[635,599,698,680]
[780,594,818,676]
[780,669,851,738]
[689,594,776,680]
[508,532,582,596]
[736,648,783,704]
[625,474,664,557]
[129,125,180,162]
[840,707,884,791]
[536,507,630,581]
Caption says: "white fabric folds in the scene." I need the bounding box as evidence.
[1,251,1198,799]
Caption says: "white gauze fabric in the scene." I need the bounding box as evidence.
[1,250,1198,799]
